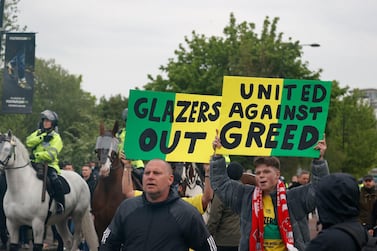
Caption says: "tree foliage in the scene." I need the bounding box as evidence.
[325,84,377,175]
[144,14,321,96]
[96,94,128,128]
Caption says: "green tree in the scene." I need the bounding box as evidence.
[325,85,377,175]
[96,94,128,129]
[144,14,321,96]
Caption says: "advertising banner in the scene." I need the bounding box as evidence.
[2,33,36,114]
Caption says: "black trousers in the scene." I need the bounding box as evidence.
[47,167,64,207]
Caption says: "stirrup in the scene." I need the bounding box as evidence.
[56,202,65,215]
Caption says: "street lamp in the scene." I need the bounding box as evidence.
[301,43,321,47]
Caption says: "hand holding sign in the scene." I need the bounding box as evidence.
[212,129,222,154]
[314,134,327,160]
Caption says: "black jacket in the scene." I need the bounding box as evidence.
[100,189,216,251]
[84,173,97,197]
[305,173,368,251]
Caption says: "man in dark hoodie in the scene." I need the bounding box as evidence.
[100,159,216,251]
[305,173,368,251]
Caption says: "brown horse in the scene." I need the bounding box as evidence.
[91,121,142,241]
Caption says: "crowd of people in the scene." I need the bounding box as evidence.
[1,108,377,251]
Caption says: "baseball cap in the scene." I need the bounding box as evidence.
[363,174,374,181]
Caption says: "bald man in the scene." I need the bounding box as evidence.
[100,159,216,251]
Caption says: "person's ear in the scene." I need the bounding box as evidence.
[168,174,174,185]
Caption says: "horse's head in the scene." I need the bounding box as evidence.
[0,131,15,171]
[95,121,120,177]
[0,130,28,171]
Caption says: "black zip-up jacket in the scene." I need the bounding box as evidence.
[100,189,216,251]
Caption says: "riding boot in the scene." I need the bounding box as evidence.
[52,178,65,215]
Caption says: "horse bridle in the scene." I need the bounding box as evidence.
[95,136,119,170]
[0,136,30,170]
[96,149,119,170]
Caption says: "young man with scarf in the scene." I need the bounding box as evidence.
[210,135,328,251]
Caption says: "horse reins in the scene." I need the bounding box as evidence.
[0,137,30,170]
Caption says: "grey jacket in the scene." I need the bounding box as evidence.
[210,156,329,251]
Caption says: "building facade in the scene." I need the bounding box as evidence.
[361,88,377,118]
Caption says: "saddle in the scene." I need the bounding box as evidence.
[32,163,71,196]
[46,176,70,196]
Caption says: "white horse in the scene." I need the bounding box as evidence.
[0,131,98,251]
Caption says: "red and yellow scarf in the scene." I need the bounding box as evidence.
[249,180,297,251]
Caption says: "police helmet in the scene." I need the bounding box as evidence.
[122,108,128,122]
[40,110,59,128]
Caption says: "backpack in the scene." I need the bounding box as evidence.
[333,222,377,251]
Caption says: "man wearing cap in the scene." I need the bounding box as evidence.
[359,174,377,230]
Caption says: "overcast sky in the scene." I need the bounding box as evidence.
[17,0,377,99]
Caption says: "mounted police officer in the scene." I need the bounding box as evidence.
[26,110,64,214]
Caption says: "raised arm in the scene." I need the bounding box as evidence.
[210,132,250,214]
[311,134,329,185]
[201,163,213,211]
[120,152,136,198]
[314,133,327,161]
[287,134,329,221]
